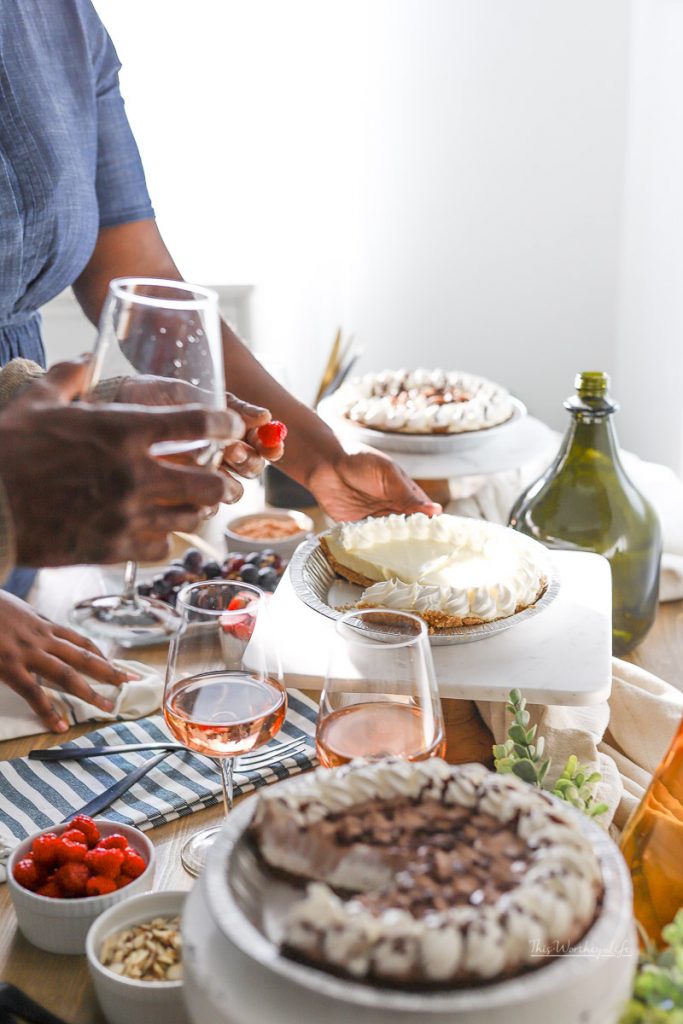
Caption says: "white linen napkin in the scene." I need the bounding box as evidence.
[476,657,683,836]
[0,660,163,741]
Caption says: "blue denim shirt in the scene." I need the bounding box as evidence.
[0,0,154,365]
[0,0,154,595]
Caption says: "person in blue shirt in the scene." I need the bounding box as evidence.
[0,0,438,728]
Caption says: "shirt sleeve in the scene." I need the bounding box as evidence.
[0,358,44,409]
[85,4,155,229]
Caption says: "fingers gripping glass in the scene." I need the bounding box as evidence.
[162,581,286,876]
[70,278,225,647]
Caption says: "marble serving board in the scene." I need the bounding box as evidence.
[270,549,613,706]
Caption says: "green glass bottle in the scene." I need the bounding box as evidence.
[509,372,661,655]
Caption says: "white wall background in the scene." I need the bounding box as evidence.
[43,1,683,469]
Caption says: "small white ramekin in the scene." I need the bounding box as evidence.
[7,819,155,954]
[224,509,313,561]
[86,889,189,1024]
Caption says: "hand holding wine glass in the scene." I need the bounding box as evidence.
[163,580,287,876]
[72,278,236,646]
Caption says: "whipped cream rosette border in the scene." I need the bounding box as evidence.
[250,759,603,987]
[337,368,514,435]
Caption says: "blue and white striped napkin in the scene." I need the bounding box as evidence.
[0,689,318,881]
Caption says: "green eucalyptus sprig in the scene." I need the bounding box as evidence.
[620,910,683,1023]
[493,689,608,819]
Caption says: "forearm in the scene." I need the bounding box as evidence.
[74,219,345,487]
[220,323,344,486]
[0,476,16,584]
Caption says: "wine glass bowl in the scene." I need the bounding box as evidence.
[70,277,225,646]
[316,609,446,768]
[163,581,286,876]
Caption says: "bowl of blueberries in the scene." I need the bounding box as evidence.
[136,545,287,610]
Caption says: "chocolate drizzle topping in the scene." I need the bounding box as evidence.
[325,796,529,917]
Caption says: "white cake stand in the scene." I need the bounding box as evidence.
[317,395,557,480]
[182,803,637,1024]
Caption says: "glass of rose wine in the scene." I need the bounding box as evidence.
[163,580,287,876]
[316,609,446,767]
[71,277,226,646]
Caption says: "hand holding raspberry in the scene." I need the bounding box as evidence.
[256,420,287,449]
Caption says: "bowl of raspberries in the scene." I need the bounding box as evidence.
[8,815,155,954]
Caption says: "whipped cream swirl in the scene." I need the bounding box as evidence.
[330,513,549,623]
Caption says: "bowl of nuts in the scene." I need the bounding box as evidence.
[224,509,314,562]
[7,816,155,954]
[86,889,188,1024]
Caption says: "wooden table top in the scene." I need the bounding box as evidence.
[1,518,681,1021]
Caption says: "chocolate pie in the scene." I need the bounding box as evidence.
[336,368,514,434]
[249,759,603,988]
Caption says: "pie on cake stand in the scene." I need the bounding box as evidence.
[317,368,556,507]
[183,761,636,1024]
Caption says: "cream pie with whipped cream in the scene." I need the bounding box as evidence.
[249,759,603,988]
[337,368,514,434]
[320,513,549,629]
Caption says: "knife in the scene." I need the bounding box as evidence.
[30,741,185,762]
[62,749,172,822]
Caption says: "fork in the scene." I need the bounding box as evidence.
[61,737,306,821]
[30,735,302,762]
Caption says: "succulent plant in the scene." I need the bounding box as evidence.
[493,689,608,820]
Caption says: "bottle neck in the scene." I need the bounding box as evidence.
[559,407,622,464]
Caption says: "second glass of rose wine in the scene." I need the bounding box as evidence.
[163,580,287,876]
[316,609,446,767]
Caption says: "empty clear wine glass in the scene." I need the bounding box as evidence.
[71,278,225,646]
[163,580,286,876]
[316,609,446,767]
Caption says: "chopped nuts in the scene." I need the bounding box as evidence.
[99,915,182,982]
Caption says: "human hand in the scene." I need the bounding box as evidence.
[0,592,132,732]
[307,450,442,522]
[0,359,245,566]
[115,377,284,502]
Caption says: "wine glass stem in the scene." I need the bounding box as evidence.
[121,560,140,606]
[219,757,235,817]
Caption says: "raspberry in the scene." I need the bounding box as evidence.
[61,828,88,846]
[13,857,41,891]
[256,420,287,448]
[84,847,124,880]
[220,611,255,642]
[56,862,90,897]
[116,873,134,889]
[69,815,100,847]
[121,848,147,879]
[36,879,64,899]
[86,875,117,897]
[97,834,128,851]
[31,833,61,868]
[55,837,88,864]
